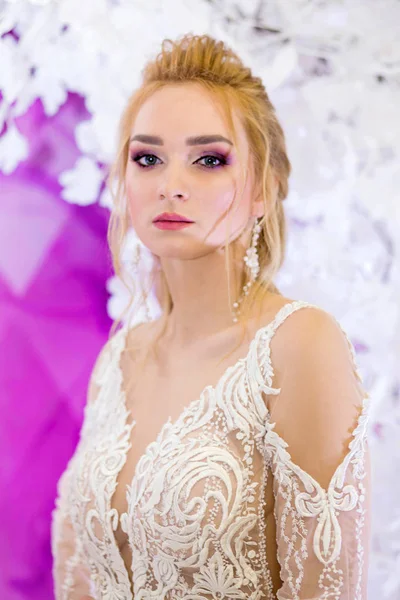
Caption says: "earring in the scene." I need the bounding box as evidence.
[232,218,262,323]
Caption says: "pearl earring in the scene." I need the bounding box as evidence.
[232,218,262,323]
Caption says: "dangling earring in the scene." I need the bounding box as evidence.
[232,218,262,323]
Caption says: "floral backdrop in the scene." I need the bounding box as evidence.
[0,0,399,598]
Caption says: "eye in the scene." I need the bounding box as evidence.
[130,152,228,170]
[195,154,227,169]
[131,153,161,168]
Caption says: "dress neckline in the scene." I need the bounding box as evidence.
[107,299,306,588]
[114,300,304,498]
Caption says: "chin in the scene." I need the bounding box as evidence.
[148,238,215,260]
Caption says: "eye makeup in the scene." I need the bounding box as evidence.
[129,149,232,170]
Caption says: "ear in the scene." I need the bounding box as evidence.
[251,190,264,219]
[251,174,279,218]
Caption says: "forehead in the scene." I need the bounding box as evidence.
[131,83,248,149]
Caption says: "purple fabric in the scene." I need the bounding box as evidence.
[0,93,112,599]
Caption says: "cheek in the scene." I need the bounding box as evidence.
[126,170,145,199]
[204,175,237,210]
[211,176,250,222]
[125,171,154,218]
[125,177,138,204]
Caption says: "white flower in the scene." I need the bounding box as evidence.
[0,123,28,174]
[60,156,103,206]
[192,552,246,599]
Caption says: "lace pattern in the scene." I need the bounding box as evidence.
[51,300,370,600]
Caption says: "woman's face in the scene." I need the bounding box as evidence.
[125,82,262,260]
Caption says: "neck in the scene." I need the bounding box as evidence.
[160,255,238,344]
[156,231,272,346]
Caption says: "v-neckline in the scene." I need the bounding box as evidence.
[114,300,299,498]
[107,299,302,588]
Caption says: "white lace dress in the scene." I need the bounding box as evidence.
[51,300,371,600]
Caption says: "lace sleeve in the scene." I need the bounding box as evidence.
[50,337,111,600]
[263,307,371,600]
[51,464,94,599]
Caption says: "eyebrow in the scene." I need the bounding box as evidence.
[129,134,233,146]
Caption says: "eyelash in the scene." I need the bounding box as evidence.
[130,152,228,170]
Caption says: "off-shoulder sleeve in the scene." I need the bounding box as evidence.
[263,306,371,600]
[50,337,111,600]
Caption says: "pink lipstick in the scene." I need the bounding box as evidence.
[153,212,194,230]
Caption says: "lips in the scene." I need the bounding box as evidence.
[153,212,193,223]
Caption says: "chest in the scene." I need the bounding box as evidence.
[77,320,282,590]
[106,334,259,551]
[116,329,258,484]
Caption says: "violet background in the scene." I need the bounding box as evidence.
[0,93,112,600]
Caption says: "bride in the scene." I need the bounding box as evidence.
[52,33,371,600]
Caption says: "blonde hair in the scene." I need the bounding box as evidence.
[106,33,291,370]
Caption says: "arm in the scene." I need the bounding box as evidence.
[51,339,112,600]
[51,467,94,600]
[264,307,371,599]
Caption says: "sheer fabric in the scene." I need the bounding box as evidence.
[51,300,371,599]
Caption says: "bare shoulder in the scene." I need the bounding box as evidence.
[277,300,344,341]
[268,299,351,369]
[254,293,298,332]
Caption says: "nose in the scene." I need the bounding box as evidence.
[158,163,189,202]
[160,192,187,201]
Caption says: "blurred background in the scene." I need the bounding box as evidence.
[0,0,399,598]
